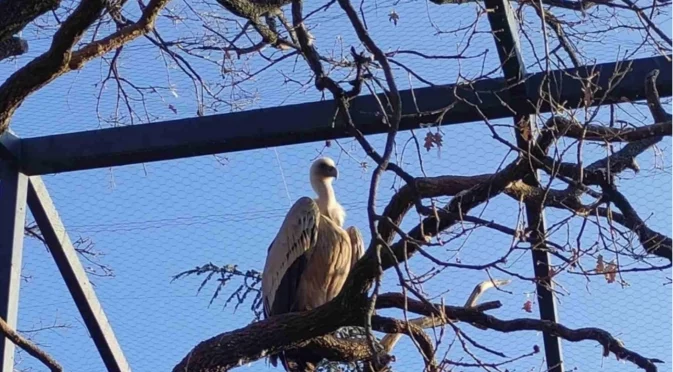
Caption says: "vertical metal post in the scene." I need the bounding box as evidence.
[0,162,28,372]
[484,1,564,372]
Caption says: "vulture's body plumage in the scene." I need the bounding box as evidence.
[261,158,363,371]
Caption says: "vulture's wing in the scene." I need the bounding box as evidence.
[262,197,320,318]
[346,226,364,269]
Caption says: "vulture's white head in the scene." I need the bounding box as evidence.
[310,157,338,183]
[310,157,345,226]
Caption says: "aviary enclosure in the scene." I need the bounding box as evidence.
[0,0,671,371]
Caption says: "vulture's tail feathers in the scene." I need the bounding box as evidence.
[279,349,317,372]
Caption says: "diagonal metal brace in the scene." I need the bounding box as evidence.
[26,175,131,372]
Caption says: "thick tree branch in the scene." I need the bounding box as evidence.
[0,0,169,134]
[430,0,627,10]
[379,280,510,354]
[378,173,495,245]
[0,0,61,42]
[504,181,673,261]
[376,294,663,372]
[545,117,671,142]
[538,69,672,187]
[0,0,105,133]
[372,160,527,274]
[600,183,672,260]
[172,292,502,372]
[372,316,436,370]
[68,0,170,69]
[0,316,63,372]
[0,36,28,61]
[172,301,367,372]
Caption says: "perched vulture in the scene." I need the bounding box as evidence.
[261,157,364,371]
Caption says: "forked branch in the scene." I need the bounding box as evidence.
[0,316,63,372]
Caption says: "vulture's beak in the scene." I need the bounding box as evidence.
[331,167,339,180]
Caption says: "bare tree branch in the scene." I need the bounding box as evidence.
[0,0,61,42]
[504,180,673,261]
[0,316,63,372]
[600,184,672,260]
[0,0,170,134]
[379,279,512,353]
[377,294,663,372]
[545,117,671,142]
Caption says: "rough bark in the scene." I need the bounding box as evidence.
[545,117,671,142]
[504,180,673,261]
[0,0,59,60]
[0,0,170,134]
[0,0,61,41]
[600,184,672,260]
[0,36,29,61]
[0,316,63,372]
[172,301,367,372]
[0,0,106,134]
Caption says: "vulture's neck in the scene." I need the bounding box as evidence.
[312,179,346,227]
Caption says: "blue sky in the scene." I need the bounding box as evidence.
[1,0,671,371]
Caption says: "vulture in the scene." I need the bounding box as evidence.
[261,157,364,371]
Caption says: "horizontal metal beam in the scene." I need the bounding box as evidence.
[16,55,672,175]
[0,162,28,372]
[26,176,130,372]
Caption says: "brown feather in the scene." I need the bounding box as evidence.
[295,215,353,310]
[346,226,364,269]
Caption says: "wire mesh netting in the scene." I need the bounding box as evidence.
[1,0,671,371]
[12,103,673,371]
[4,0,670,138]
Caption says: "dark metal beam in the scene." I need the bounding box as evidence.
[485,1,564,372]
[26,176,130,372]
[15,54,672,175]
[0,162,28,372]
[0,131,19,163]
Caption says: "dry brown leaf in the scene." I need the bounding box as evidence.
[423,131,443,151]
[388,9,400,25]
[423,132,435,151]
[604,261,618,283]
[596,254,605,273]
